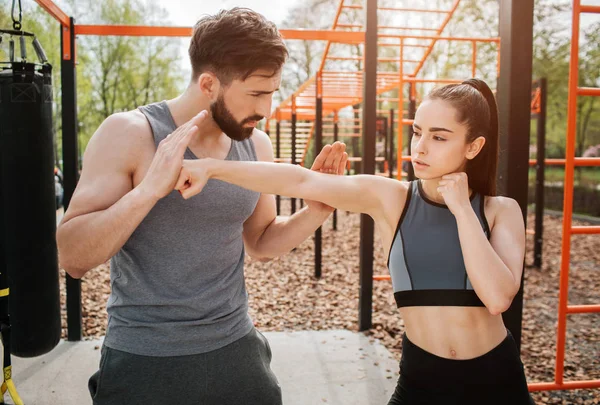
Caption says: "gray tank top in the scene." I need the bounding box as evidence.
[388,180,491,308]
[104,101,260,356]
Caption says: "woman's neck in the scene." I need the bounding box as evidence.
[419,178,446,204]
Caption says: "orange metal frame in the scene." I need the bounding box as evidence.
[527,0,600,392]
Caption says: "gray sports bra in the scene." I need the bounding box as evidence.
[387,180,491,308]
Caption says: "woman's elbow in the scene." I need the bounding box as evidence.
[485,293,516,316]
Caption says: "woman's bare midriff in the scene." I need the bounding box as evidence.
[400,306,508,360]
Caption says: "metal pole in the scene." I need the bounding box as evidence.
[61,18,82,341]
[315,72,323,278]
[534,78,547,268]
[396,38,404,180]
[359,0,377,331]
[407,85,416,181]
[275,114,281,216]
[291,96,297,215]
[380,117,388,174]
[388,108,394,178]
[497,0,534,350]
[333,111,339,231]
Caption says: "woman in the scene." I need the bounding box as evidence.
[176,79,535,404]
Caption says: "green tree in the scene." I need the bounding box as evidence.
[2,0,186,162]
[0,0,62,163]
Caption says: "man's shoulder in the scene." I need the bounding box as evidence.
[249,128,273,161]
[84,109,154,171]
[100,109,150,139]
[92,110,153,150]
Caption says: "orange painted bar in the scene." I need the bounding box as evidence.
[578,87,600,96]
[580,5,600,13]
[76,25,192,36]
[379,34,500,43]
[343,4,450,13]
[555,0,582,386]
[566,304,600,314]
[529,380,600,391]
[336,24,438,31]
[571,226,600,235]
[62,24,72,60]
[528,158,600,166]
[75,25,365,43]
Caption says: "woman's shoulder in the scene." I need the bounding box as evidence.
[484,195,520,212]
[483,195,523,229]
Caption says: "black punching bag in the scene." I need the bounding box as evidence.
[0,57,61,357]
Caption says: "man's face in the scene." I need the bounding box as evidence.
[210,69,281,141]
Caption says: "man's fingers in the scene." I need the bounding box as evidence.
[331,145,344,174]
[181,181,204,200]
[168,110,207,145]
[174,167,191,191]
[323,142,340,169]
[189,110,209,130]
[175,125,199,156]
[337,152,349,175]
[312,144,332,170]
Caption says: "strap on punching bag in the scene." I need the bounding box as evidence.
[0,269,23,405]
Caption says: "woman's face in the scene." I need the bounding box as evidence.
[411,99,482,180]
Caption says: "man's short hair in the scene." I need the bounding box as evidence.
[189,8,288,84]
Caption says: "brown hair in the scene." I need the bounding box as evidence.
[189,8,288,84]
[426,78,499,196]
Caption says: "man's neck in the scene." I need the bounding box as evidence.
[167,84,222,139]
[165,83,231,157]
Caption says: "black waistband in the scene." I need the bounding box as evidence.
[400,330,526,388]
[394,289,485,308]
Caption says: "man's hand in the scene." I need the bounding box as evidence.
[138,110,208,201]
[305,141,348,213]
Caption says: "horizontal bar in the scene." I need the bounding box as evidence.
[336,23,440,32]
[528,380,600,391]
[380,26,439,31]
[323,133,363,138]
[578,87,600,96]
[580,5,600,13]
[336,24,438,31]
[378,34,500,43]
[326,56,421,63]
[566,304,600,314]
[378,43,430,48]
[34,0,70,27]
[571,226,600,235]
[75,25,365,43]
[373,275,391,281]
[348,157,387,162]
[76,25,192,36]
[343,5,450,13]
[528,158,600,166]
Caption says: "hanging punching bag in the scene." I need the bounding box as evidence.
[0,34,61,357]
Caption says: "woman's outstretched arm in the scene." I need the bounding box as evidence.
[176,158,399,219]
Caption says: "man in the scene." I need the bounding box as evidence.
[57,8,347,405]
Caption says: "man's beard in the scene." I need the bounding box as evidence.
[210,95,263,142]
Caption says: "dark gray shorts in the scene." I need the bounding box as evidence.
[89,328,282,405]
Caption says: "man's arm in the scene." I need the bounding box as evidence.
[57,110,207,277]
[242,130,347,260]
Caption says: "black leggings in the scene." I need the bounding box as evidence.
[387,331,535,405]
